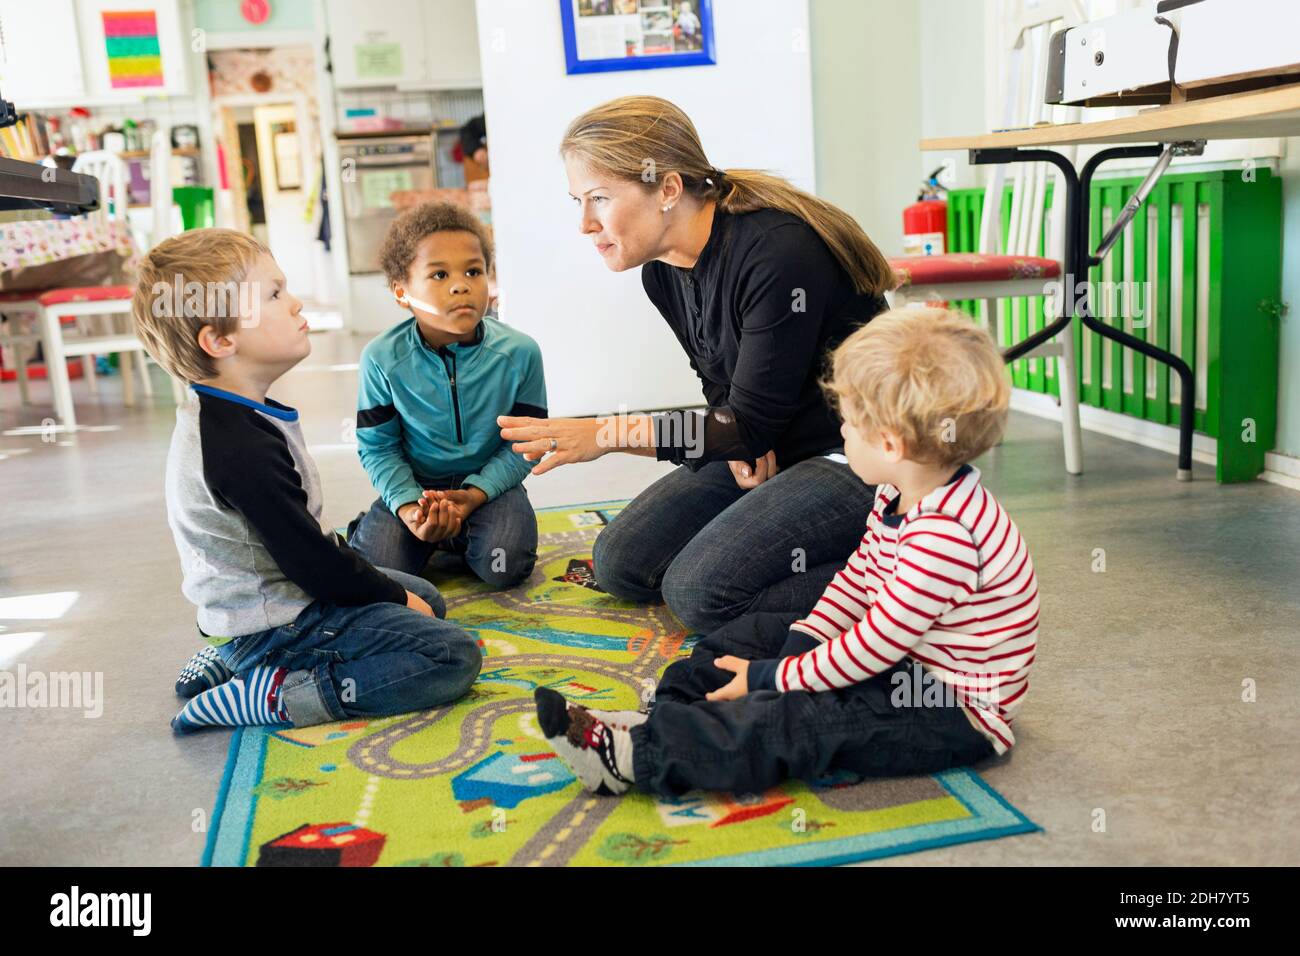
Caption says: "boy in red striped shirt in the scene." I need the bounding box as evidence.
[536,307,1038,796]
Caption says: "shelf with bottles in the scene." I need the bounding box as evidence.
[0,108,203,162]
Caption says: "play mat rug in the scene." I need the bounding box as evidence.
[204,500,1039,866]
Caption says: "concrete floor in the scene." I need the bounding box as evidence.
[1,330,1297,866]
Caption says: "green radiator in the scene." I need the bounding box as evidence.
[945,168,1282,483]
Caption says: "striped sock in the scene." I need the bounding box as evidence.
[171,665,291,735]
[174,645,234,698]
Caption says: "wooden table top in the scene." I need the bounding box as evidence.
[922,82,1300,150]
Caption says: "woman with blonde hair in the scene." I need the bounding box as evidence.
[499,95,892,632]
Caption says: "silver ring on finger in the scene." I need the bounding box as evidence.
[549,438,557,452]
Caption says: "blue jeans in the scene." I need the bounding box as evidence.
[631,612,997,797]
[347,481,537,589]
[592,455,876,632]
[215,568,481,727]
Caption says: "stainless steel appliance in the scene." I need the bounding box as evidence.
[337,131,437,274]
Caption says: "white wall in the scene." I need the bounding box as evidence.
[807,0,988,256]
[809,0,921,257]
[919,0,991,191]
[475,0,815,416]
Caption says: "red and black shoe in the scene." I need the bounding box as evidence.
[535,687,634,795]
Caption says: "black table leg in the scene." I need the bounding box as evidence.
[1079,146,1195,480]
[970,148,1080,364]
[969,144,1196,480]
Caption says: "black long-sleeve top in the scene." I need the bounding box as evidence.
[642,206,887,468]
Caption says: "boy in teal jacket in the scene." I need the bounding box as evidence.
[347,202,546,588]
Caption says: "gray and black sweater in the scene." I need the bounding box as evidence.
[164,384,406,642]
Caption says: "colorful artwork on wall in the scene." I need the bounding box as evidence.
[101,9,165,90]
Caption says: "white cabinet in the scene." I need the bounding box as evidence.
[421,0,481,90]
[326,0,431,89]
[0,1,87,105]
[326,0,480,90]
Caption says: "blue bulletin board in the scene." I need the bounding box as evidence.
[560,0,716,75]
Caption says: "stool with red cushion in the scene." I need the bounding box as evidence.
[0,291,62,403]
[32,284,147,429]
[885,249,1082,477]
[887,252,1061,304]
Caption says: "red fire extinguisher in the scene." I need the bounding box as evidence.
[903,166,949,256]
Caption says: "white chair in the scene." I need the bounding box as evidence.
[148,126,178,249]
[889,0,1087,475]
[35,150,181,429]
[69,151,148,402]
[0,293,42,406]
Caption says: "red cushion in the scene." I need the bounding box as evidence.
[36,285,135,306]
[889,253,1060,288]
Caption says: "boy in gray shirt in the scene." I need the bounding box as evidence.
[133,228,480,733]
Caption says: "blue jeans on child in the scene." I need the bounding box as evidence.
[592,454,876,633]
[630,611,997,797]
[215,568,481,727]
[347,479,537,589]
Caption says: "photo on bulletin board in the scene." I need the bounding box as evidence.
[561,0,715,75]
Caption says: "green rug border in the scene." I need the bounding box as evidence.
[202,498,1042,866]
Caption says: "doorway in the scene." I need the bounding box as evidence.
[211,93,338,321]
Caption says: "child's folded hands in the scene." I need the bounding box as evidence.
[398,496,463,543]
[424,487,488,522]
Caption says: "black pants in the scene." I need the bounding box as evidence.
[629,612,998,798]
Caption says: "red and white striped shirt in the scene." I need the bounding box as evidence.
[778,465,1038,754]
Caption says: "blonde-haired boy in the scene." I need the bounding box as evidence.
[134,228,480,733]
[534,307,1039,796]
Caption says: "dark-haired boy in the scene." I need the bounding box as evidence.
[347,202,547,589]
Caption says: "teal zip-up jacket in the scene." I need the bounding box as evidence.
[356,315,547,512]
